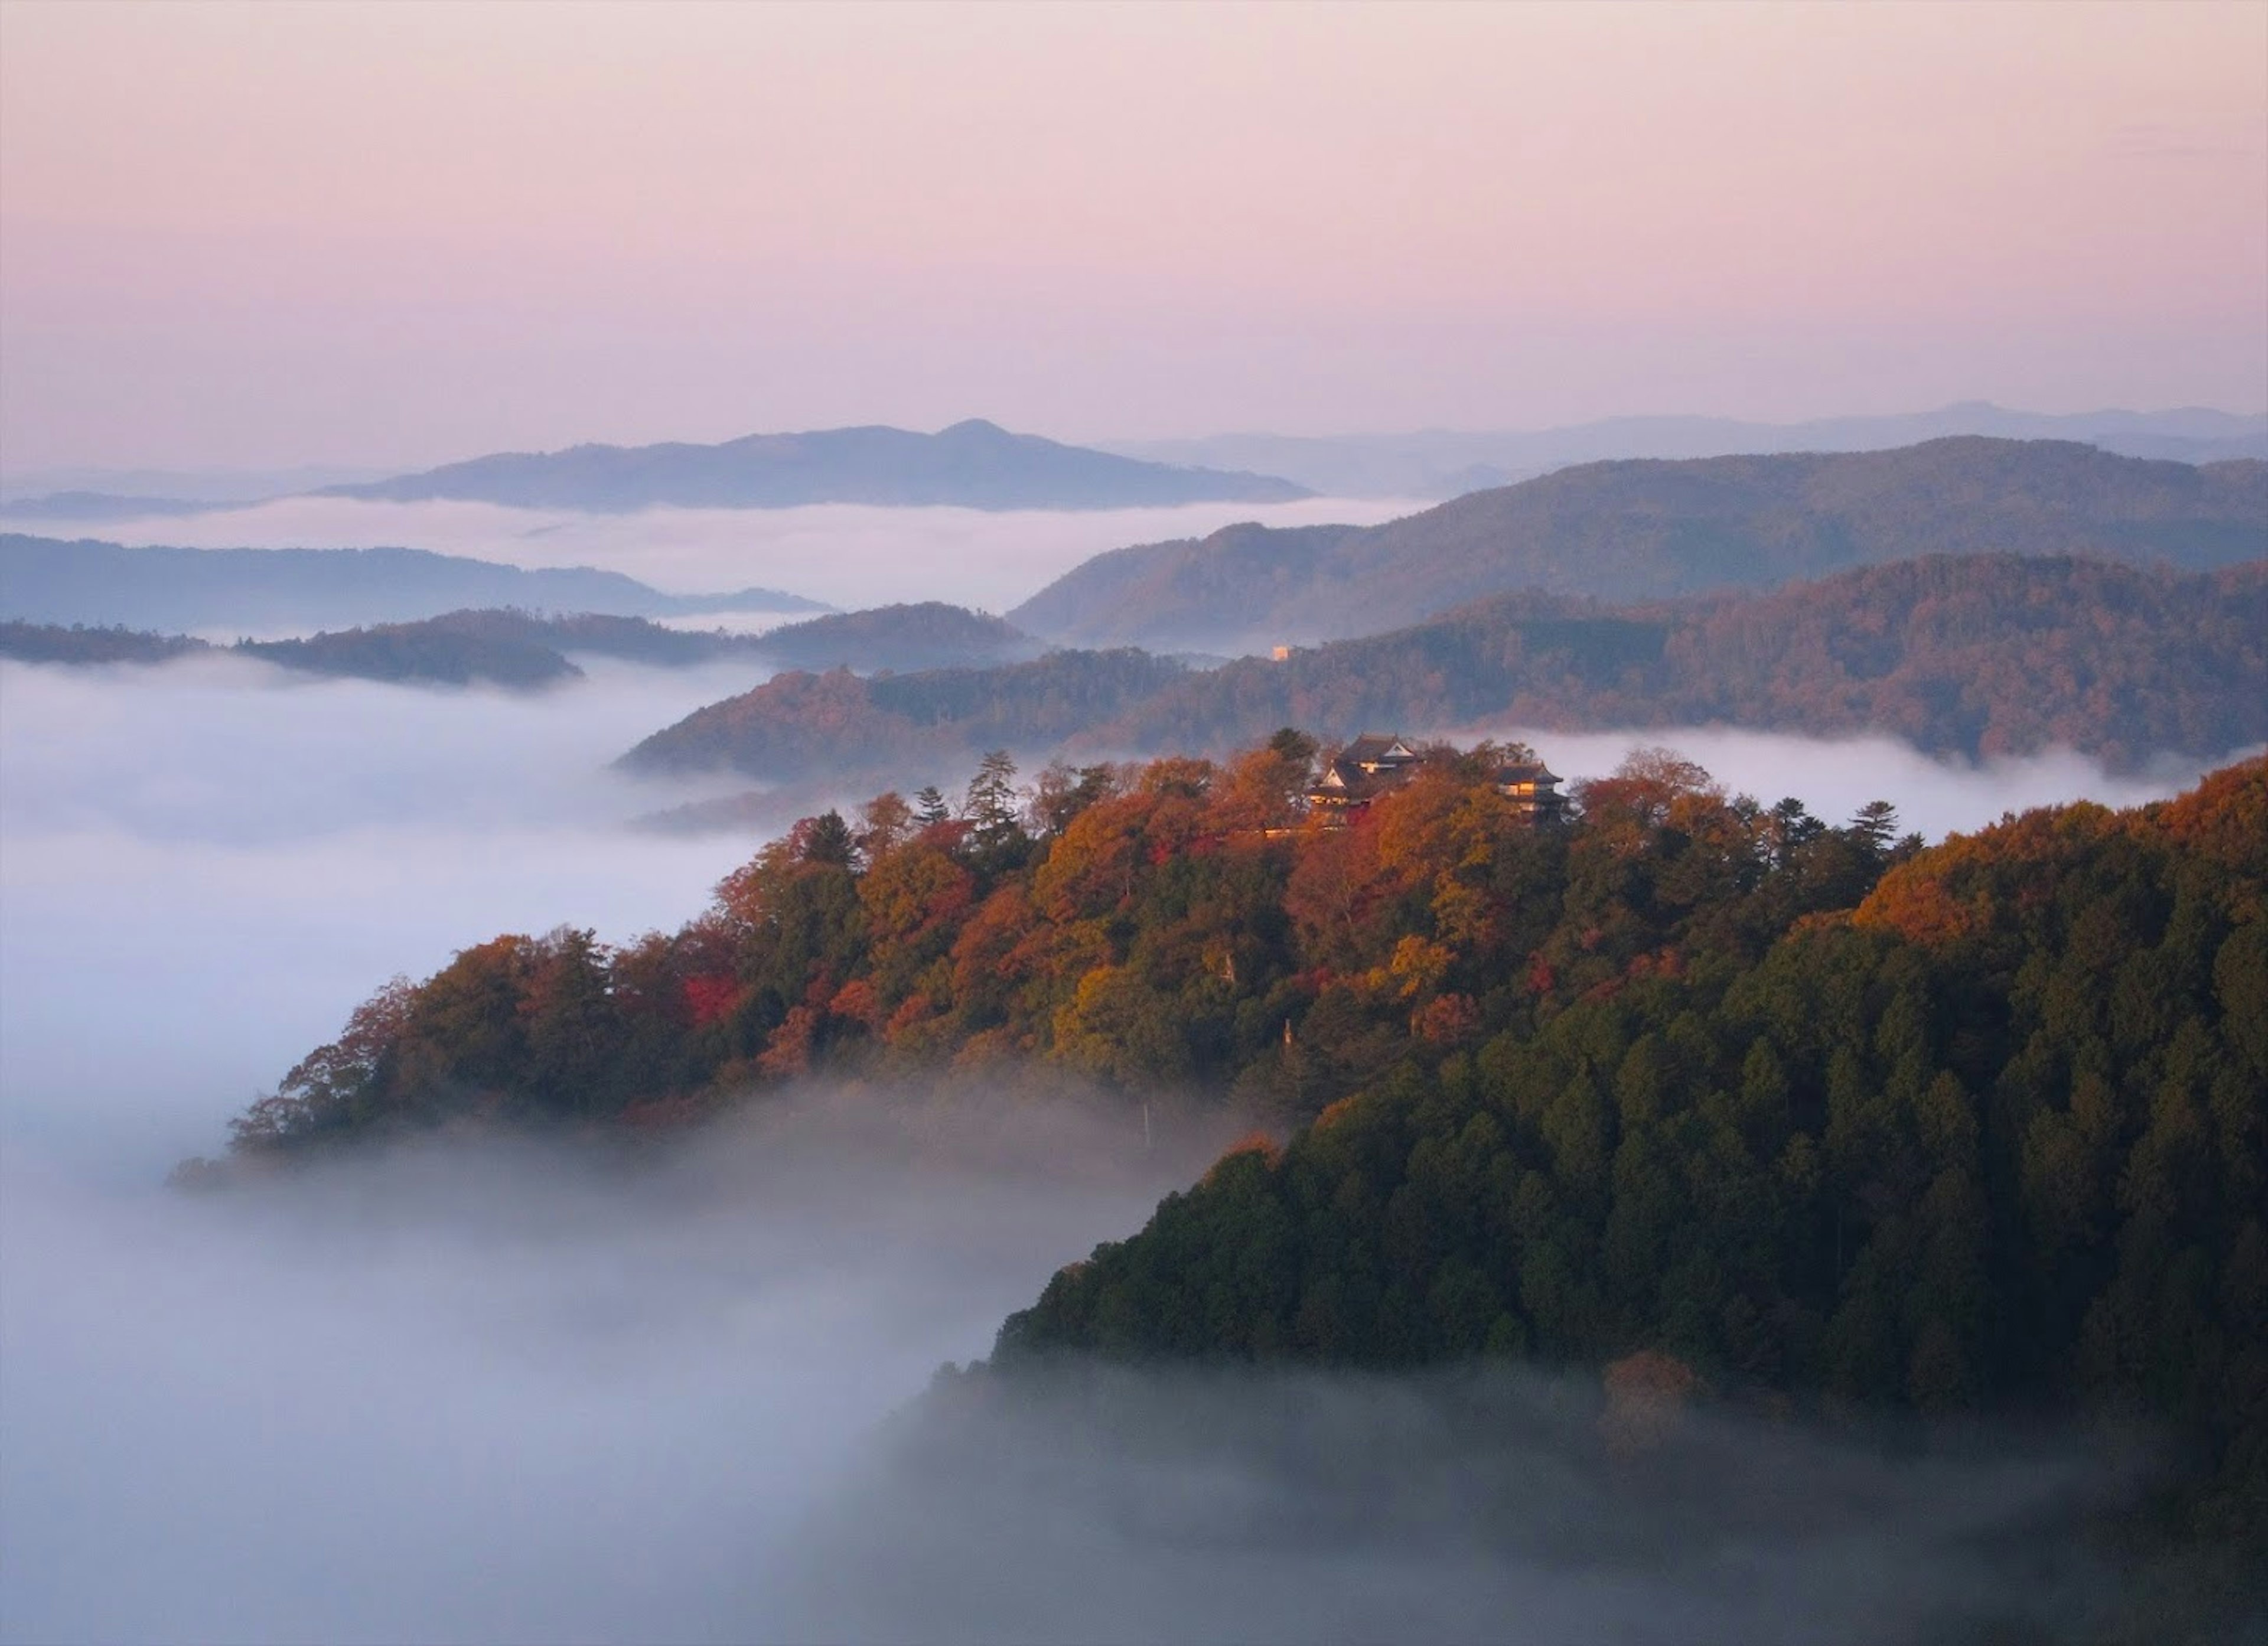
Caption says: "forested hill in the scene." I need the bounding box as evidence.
[754,602,1040,672]
[620,555,2266,782]
[1094,555,2268,773]
[201,739,2268,1540]
[1008,438,2268,650]
[617,648,1188,784]
[320,419,1311,511]
[213,733,1934,1168]
[991,755,2268,1543]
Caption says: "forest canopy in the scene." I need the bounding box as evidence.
[200,735,2268,1549]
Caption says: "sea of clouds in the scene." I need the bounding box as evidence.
[1,562,2253,1640]
[47,494,1425,614]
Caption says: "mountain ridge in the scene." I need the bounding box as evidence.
[1010,438,2268,651]
[317,418,1311,511]
[1106,402,2268,498]
[618,553,2267,785]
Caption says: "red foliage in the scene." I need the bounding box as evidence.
[683,974,741,1028]
[1412,992,1481,1045]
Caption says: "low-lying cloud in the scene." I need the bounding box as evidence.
[2,1100,2188,1646]
[3,635,2253,1642]
[776,1361,2168,1645]
[0,655,767,1176]
[1475,722,2246,842]
[0,1100,1221,1645]
[50,495,1422,614]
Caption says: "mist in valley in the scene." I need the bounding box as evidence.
[35,494,1422,616]
[0,581,2250,1642]
[8,0,2262,1633]
[1467,723,2250,845]
[0,646,1227,1641]
[1,1102,1228,1645]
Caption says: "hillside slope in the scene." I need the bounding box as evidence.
[619,556,2266,780]
[993,757,2268,1544]
[1010,438,2268,650]
[754,602,1040,672]
[618,648,1187,783]
[1089,555,2268,772]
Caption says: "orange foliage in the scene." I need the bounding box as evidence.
[829,978,881,1029]
[756,1005,820,1079]
[1852,863,1979,947]
[2142,752,2268,918]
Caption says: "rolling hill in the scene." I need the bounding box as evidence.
[1009,438,2268,652]
[622,555,2266,784]
[1087,555,2268,773]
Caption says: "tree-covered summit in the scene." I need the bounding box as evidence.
[199,735,2268,1549]
[993,756,2268,1541]
[213,733,1915,1156]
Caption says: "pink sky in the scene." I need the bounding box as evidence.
[2,1,2263,471]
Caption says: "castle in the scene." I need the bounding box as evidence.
[1305,733,1564,822]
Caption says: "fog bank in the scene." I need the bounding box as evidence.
[37,495,1421,614]
[1476,723,2247,843]
[0,656,764,1176]
[4,627,2251,1642]
[6,1107,2210,1646]
[0,1100,1221,1645]
[775,1363,2183,1645]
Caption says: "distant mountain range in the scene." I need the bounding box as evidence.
[1010,438,2268,653]
[309,419,1311,512]
[621,553,2267,788]
[1107,403,2268,498]
[10,405,2259,524]
[0,534,826,633]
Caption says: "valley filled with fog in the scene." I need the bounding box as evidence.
[0,647,1224,1641]
[40,494,1423,615]
[6,0,2263,1635]
[0,547,2245,1640]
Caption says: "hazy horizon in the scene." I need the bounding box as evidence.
[4,400,2266,500]
[5,3,2262,473]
